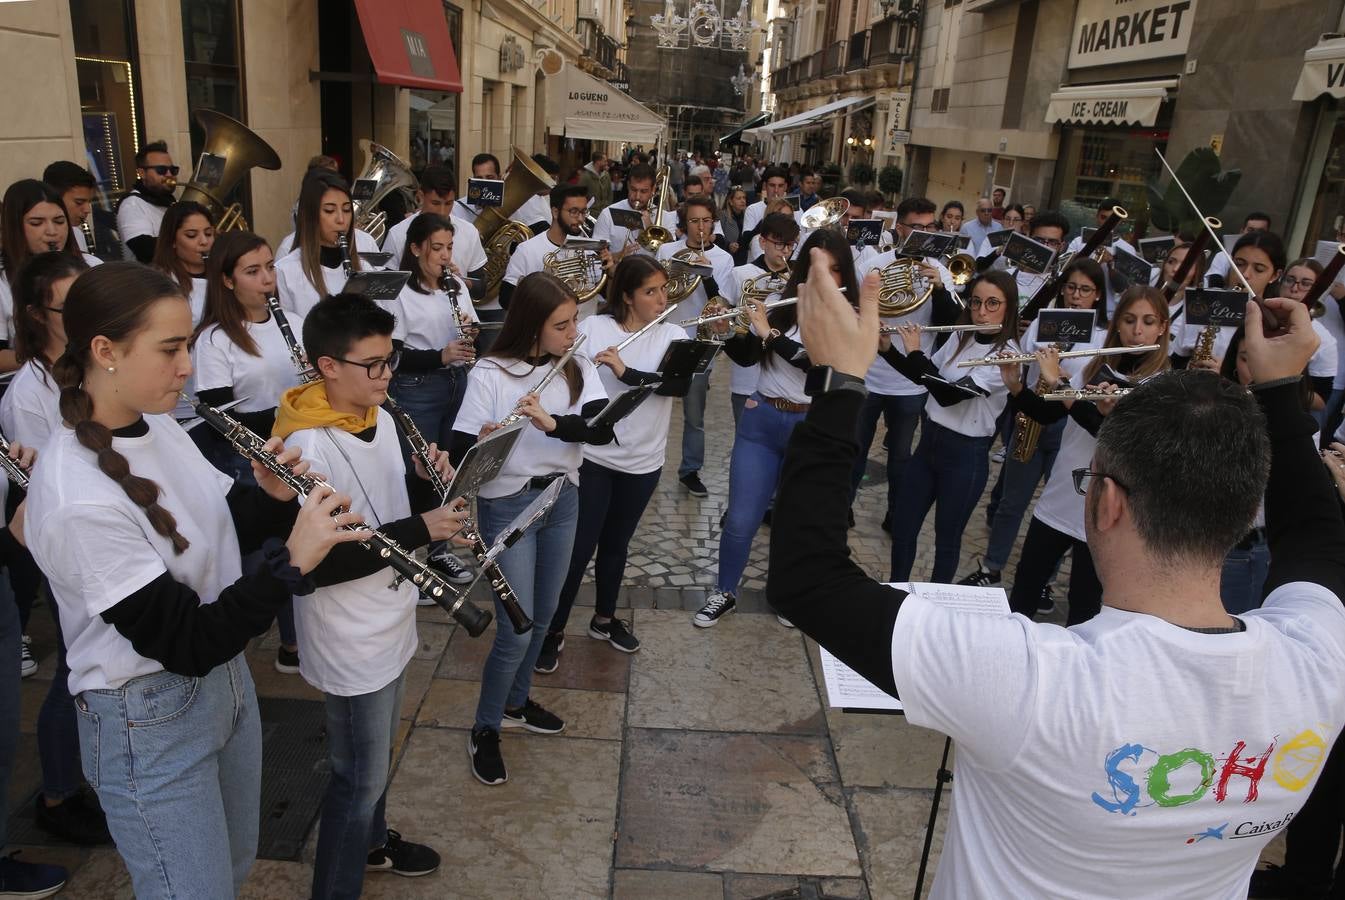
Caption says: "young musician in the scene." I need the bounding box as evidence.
[274,292,460,897]
[380,165,488,291]
[513,154,561,235]
[591,164,677,260]
[883,270,1020,583]
[998,285,1171,623]
[694,230,858,627]
[501,184,594,310]
[939,200,964,234]
[1278,257,1338,413]
[26,262,363,897]
[961,257,1107,590]
[1205,211,1272,288]
[772,257,1345,900]
[276,171,362,317]
[741,165,790,238]
[151,201,215,326]
[541,257,689,670]
[452,272,614,785]
[116,140,177,263]
[1160,240,1207,322]
[42,161,98,256]
[452,153,501,224]
[1174,231,1285,372]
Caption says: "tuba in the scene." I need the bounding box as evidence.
[543,245,607,302]
[476,147,555,303]
[178,109,282,233]
[635,167,674,253]
[351,140,418,243]
[798,197,849,231]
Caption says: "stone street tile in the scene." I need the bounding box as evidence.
[617,728,860,877]
[56,845,133,897]
[416,678,625,741]
[244,648,324,703]
[613,868,724,899]
[628,609,824,735]
[849,787,949,900]
[724,872,800,898]
[436,623,631,693]
[239,859,313,898]
[379,728,620,899]
[820,876,872,899]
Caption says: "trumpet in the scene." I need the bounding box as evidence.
[0,430,28,489]
[678,297,797,330]
[955,344,1160,367]
[1039,387,1135,402]
[192,399,493,636]
[880,323,999,335]
[266,295,319,383]
[497,333,588,428]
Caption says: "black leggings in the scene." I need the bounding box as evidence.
[552,459,661,633]
[1007,517,1103,626]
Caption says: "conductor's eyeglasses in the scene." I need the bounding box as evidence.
[1072,467,1129,496]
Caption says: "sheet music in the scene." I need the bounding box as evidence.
[818,582,1009,710]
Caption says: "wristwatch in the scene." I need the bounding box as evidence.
[804,365,867,398]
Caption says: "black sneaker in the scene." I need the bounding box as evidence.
[1247,863,1329,899]
[366,828,440,877]
[589,616,640,652]
[0,852,66,898]
[957,562,1001,587]
[502,698,565,734]
[274,646,300,675]
[1037,584,1056,614]
[693,591,736,627]
[428,548,474,584]
[468,726,507,785]
[534,631,564,674]
[33,791,111,845]
[880,513,892,534]
[680,472,708,498]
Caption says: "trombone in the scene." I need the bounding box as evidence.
[635,167,674,253]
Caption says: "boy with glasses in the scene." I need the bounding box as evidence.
[117,140,179,263]
[274,293,468,898]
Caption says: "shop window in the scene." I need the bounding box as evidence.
[410,3,462,174]
[181,0,242,161]
[1054,121,1170,235]
[1302,114,1345,252]
[69,0,144,196]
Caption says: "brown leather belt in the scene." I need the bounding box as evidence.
[760,394,810,414]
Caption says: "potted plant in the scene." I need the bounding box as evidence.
[848,161,876,188]
[878,164,904,201]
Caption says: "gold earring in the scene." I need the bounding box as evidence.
[106,366,115,374]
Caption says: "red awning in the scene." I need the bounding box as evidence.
[353,0,463,93]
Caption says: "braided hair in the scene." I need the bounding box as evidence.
[53,262,191,554]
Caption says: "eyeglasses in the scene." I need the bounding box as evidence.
[332,351,401,379]
[144,165,180,177]
[1282,276,1316,291]
[764,239,797,252]
[968,297,1004,310]
[1063,283,1098,296]
[1036,237,1064,248]
[1072,467,1128,496]
[1003,216,1024,225]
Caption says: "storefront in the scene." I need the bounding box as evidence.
[1289,36,1345,257]
[743,95,873,165]
[408,3,465,174]
[545,64,666,161]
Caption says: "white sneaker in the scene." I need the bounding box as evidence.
[20,635,36,678]
[991,447,1006,463]
[693,591,736,627]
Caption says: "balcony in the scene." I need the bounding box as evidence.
[575,17,620,76]
[867,16,915,67]
[846,29,869,71]
[821,40,847,76]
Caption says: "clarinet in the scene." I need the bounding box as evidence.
[0,430,28,489]
[192,400,493,637]
[383,397,533,635]
[266,295,319,383]
[496,333,588,428]
[337,231,353,277]
[440,266,476,370]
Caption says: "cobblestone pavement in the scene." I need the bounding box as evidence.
[16,364,1282,898]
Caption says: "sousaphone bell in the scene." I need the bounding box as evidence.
[178,109,282,233]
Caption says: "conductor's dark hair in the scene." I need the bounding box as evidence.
[303,291,395,365]
[1093,370,1268,566]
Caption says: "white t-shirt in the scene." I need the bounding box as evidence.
[656,238,736,333]
[387,277,479,360]
[1318,271,1345,390]
[503,231,565,287]
[455,355,608,498]
[285,410,419,697]
[0,360,62,451]
[577,315,682,474]
[742,198,769,234]
[512,194,552,231]
[725,260,791,397]
[453,199,481,225]
[891,582,1345,900]
[116,194,166,244]
[1031,416,1096,542]
[1310,319,1338,382]
[381,212,487,274]
[856,252,952,397]
[274,228,380,263]
[1171,310,1237,361]
[28,415,241,695]
[754,324,809,404]
[275,250,348,318]
[591,199,677,257]
[923,335,1018,437]
[193,312,308,414]
[187,274,208,327]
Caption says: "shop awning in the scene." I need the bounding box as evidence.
[1294,37,1345,101]
[353,0,463,93]
[744,96,874,141]
[720,112,771,147]
[1045,79,1178,127]
[546,67,665,144]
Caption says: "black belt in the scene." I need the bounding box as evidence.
[1235,527,1267,551]
[527,473,566,490]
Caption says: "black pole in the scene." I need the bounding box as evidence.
[913,735,953,900]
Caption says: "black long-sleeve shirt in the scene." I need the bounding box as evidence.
[767,379,1345,700]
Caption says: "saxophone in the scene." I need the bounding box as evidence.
[1008,343,1066,463]
[1191,323,1218,368]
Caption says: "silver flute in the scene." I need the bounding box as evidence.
[0,430,28,488]
[612,305,680,355]
[191,399,493,636]
[956,344,1160,368]
[879,323,999,335]
[1039,388,1135,402]
[266,295,319,383]
[496,333,588,428]
[677,297,797,328]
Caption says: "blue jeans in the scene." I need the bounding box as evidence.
[850,392,925,521]
[731,392,749,425]
[1324,387,1345,447]
[983,418,1064,572]
[37,594,81,801]
[474,480,579,730]
[890,418,992,583]
[717,397,806,594]
[679,372,711,478]
[312,670,407,900]
[554,460,661,630]
[214,453,298,647]
[75,655,261,899]
[389,367,468,454]
[0,580,19,849]
[1221,533,1270,615]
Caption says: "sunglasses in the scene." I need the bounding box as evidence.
[145,165,181,177]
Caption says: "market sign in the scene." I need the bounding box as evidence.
[1293,37,1345,101]
[1068,0,1198,70]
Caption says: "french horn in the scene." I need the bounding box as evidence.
[543,246,607,302]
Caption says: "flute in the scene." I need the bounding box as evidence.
[0,430,28,489]
[192,400,493,637]
[611,304,680,356]
[1039,388,1135,402]
[880,323,999,335]
[497,333,588,428]
[383,397,533,635]
[266,295,319,383]
[955,344,1160,368]
[678,297,797,328]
